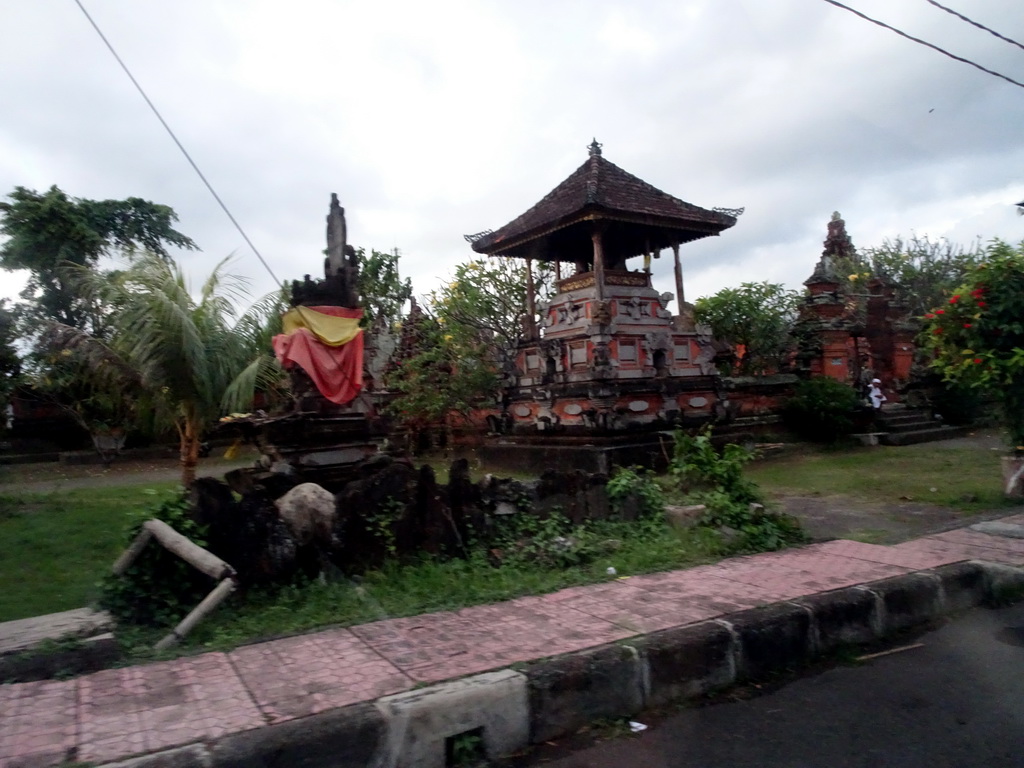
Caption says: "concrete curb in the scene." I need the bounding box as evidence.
[85,559,1024,768]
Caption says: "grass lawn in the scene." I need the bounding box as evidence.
[2,434,1017,659]
[746,440,1016,512]
[0,483,179,622]
[167,522,721,657]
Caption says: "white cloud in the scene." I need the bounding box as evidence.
[0,0,1022,311]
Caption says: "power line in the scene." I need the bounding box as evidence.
[72,0,282,286]
[820,0,1024,91]
[74,1,366,396]
[923,0,1024,54]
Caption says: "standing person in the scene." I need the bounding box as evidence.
[868,378,887,411]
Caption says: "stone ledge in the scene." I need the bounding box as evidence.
[631,621,735,707]
[99,743,210,768]
[211,703,384,768]
[794,586,881,652]
[727,602,812,681]
[525,644,643,744]
[932,561,988,613]
[375,669,528,767]
[861,572,942,634]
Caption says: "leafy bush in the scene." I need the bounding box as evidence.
[99,492,214,627]
[670,428,805,553]
[695,490,806,553]
[606,466,665,519]
[928,377,986,426]
[671,427,762,505]
[921,239,1024,447]
[783,376,862,442]
[486,511,613,569]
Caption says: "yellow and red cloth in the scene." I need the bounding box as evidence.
[272,305,364,405]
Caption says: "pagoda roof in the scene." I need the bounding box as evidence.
[471,141,737,260]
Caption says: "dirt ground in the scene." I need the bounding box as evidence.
[1,436,1020,545]
[0,449,261,493]
[763,431,1021,544]
[772,494,1010,544]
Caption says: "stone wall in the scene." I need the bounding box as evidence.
[192,457,639,584]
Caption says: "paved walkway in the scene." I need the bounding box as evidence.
[3,518,1024,768]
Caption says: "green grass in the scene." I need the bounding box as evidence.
[0,484,179,621]
[4,435,1016,660]
[145,521,722,656]
[745,443,1015,512]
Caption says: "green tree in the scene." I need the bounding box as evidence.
[834,234,984,318]
[694,281,800,375]
[386,314,497,450]
[430,257,554,375]
[46,254,283,485]
[385,257,553,446]
[921,239,1024,448]
[356,247,413,329]
[0,185,196,332]
[0,301,22,416]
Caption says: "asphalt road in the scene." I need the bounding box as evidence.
[525,603,1024,768]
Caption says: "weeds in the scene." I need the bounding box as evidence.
[99,491,213,628]
[667,428,807,553]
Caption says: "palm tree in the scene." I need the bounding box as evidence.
[47,253,284,486]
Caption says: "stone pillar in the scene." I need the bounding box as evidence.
[820,329,852,382]
[672,243,684,309]
[891,330,915,380]
[592,226,606,300]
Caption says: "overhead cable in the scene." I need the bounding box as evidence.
[923,0,1024,54]
[72,0,282,285]
[820,0,1024,91]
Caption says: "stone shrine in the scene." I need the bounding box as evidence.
[224,196,379,491]
[470,141,742,470]
[792,213,918,397]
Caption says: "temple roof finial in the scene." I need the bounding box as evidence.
[588,138,603,157]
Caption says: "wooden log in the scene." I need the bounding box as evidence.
[154,577,237,651]
[112,527,154,575]
[143,519,235,580]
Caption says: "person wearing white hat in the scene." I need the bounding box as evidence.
[868,378,887,410]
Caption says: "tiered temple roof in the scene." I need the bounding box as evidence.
[471,141,737,262]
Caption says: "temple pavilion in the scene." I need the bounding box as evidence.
[471,140,740,440]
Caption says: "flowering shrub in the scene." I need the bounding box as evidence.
[922,240,1024,447]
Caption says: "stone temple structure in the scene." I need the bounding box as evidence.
[470,141,742,470]
[791,213,918,397]
[225,195,379,491]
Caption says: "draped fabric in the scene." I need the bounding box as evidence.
[281,305,362,346]
[272,306,364,405]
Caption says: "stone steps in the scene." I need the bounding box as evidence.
[872,406,970,446]
[878,413,936,429]
[880,425,971,446]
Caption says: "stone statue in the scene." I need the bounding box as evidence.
[325,194,347,274]
[292,194,361,308]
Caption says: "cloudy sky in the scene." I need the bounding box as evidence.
[2,0,1023,312]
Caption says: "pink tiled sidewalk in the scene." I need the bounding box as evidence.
[3,517,1024,768]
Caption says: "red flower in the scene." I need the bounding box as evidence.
[933,327,943,334]
[978,301,987,308]
[949,295,960,304]
[974,358,983,364]
[963,323,972,328]
[925,313,936,319]
[936,309,945,315]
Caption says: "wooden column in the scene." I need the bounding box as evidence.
[555,260,562,281]
[592,225,606,300]
[525,257,536,322]
[672,242,684,310]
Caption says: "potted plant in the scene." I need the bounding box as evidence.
[922,239,1024,496]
